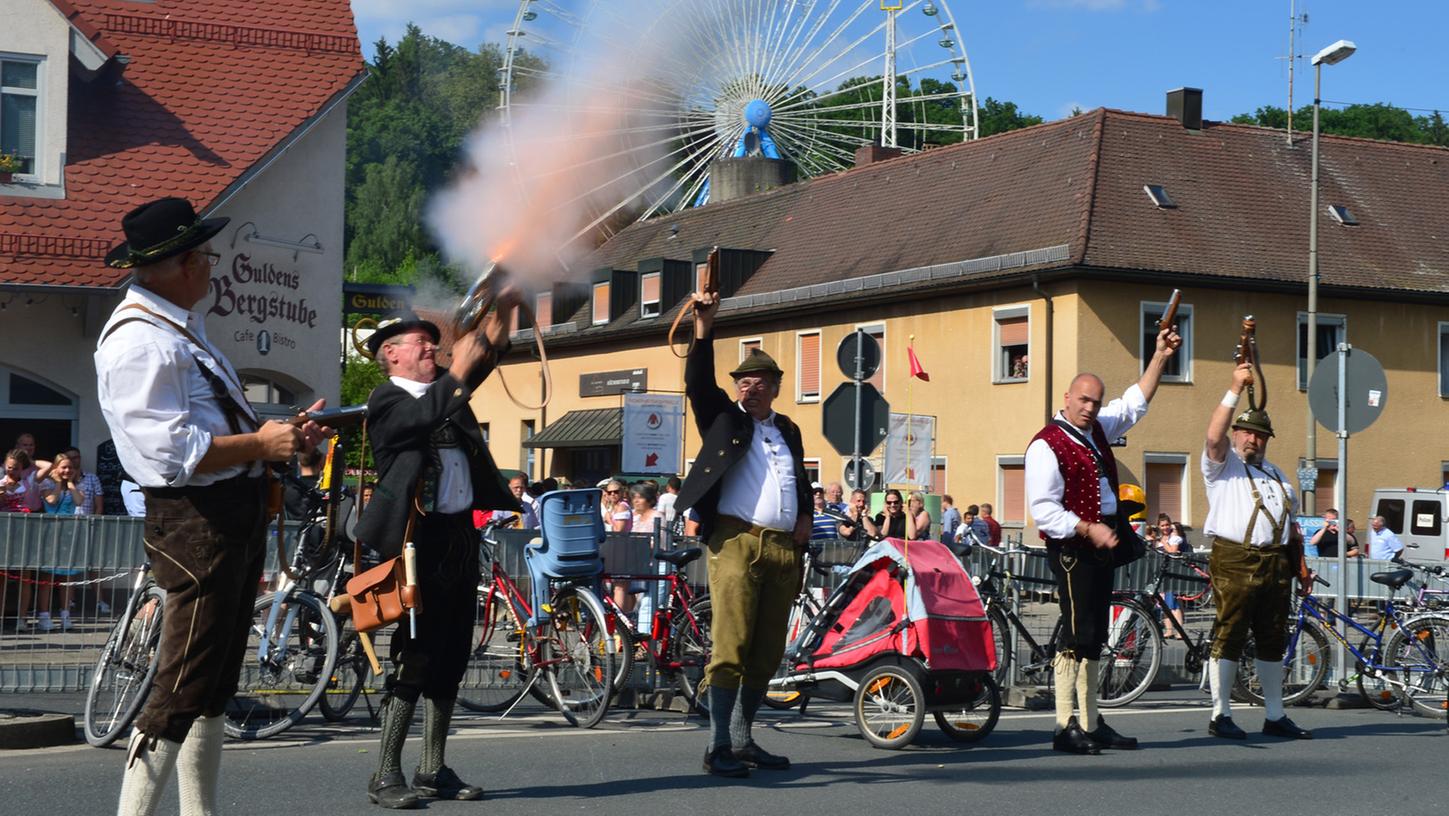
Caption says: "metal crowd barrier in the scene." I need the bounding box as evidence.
[0,511,1432,694]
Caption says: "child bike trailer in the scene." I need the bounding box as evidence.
[769,538,1001,749]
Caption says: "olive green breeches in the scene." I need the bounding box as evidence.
[703,516,803,692]
[1209,537,1293,662]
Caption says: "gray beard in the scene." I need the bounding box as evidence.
[1239,449,1265,465]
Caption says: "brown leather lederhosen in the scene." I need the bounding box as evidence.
[1209,461,1295,662]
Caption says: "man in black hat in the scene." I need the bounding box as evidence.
[355,304,523,809]
[95,197,326,816]
[1201,363,1313,740]
[675,292,811,778]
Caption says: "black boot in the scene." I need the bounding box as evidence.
[730,686,790,769]
[1052,715,1102,755]
[411,699,484,799]
[369,697,420,809]
[1088,715,1139,749]
[703,744,750,778]
[1262,716,1313,740]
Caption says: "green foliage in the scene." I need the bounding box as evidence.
[977,97,1044,138]
[1231,103,1449,146]
[340,353,385,407]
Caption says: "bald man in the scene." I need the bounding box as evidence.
[1025,324,1180,754]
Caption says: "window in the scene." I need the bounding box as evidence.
[1143,184,1177,209]
[1377,499,1405,534]
[993,307,1030,383]
[1141,301,1193,382]
[1439,323,1449,398]
[535,292,553,331]
[930,456,948,496]
[1144,454,1187,524]
[997,456,1025,524]
[1412,500,1443,537]
[796,331,821,402]
[803,458,821,487]
[0,366,76,459]
[591,282,609,325]
[521,420,536,476]
[1327,204,1358,226]
[1312,460,1338,506]
[857,323,886,393]
[640,272,661,318]
[1297,312,1346,389]
[1,58,40,177]
[739,337,762,363]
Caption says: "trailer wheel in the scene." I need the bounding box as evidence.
[854,665,925,750]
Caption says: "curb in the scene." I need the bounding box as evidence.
[0,710,76,750]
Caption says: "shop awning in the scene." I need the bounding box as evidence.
[523,408,622,449]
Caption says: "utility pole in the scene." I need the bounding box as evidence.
[1285,1,1308,144]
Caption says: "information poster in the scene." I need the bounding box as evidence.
[621,393,685,474]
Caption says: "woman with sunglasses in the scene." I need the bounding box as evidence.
[872,489,908,540]
[601,479,632,532]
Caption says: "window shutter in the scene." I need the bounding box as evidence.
[641,273,660,303]
[1146,462,1184,522]
[998,316,1028,346]
[1001,463,1025,523]
[741,339,761,362]
[535,292,553,330]
[1315,468,1337,506]
[931,462,948,495]
[592,282,609,324]
[798,333,820,397]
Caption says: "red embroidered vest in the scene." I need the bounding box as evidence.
[1031,420,1119,544]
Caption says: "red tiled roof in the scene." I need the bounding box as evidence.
[45,0,121,59]
[0,0,364,288]
[550,108,1449,346]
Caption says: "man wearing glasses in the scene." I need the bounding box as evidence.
[676,290,811,778]
[355,307,523,808]
[96,198,325,815]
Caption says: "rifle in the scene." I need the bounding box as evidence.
[668,246,721,358]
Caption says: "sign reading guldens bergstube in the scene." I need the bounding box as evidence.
[580,368,648,397]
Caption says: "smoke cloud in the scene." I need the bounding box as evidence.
[426,6,707,296]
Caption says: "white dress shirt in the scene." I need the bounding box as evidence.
[717,406,799,532]
[1201,450,1297,547]
[1026,384,1149,539]
[95,285,261,488]
[389,376,474,514]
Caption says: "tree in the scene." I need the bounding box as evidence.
[344,156,428,281]
[976,97,1044,138]
[1231,102,1448,146]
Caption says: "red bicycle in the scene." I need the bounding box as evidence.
[600,546,713,713]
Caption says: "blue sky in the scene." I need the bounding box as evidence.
[350,1,1449,121]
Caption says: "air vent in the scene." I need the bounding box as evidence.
[1328,204,1358,225]
[1144,184,1177,209]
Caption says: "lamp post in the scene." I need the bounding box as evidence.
[1304,38,1355,515]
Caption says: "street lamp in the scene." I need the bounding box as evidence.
[1303,38,1355,514]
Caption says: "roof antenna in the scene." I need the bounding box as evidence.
[1281,0,1310,145]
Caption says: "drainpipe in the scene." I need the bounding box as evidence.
[1031,276,1054,424]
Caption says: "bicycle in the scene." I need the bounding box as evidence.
[1235,566,1449,717]
[83,562,166,747]
[458,510,615,728]
[972,543,1164,707]
[764,547,850,711]
[599,544,713,712]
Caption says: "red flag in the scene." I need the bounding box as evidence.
[907,344,930,381]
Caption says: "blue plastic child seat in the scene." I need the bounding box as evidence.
[524,488,605,623]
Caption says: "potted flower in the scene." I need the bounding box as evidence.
[0,152,20,183]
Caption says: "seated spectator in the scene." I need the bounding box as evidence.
[1,448,34,513]
[938,495,962,546]
[905,492,932,540]
[1368,516,1405,561]
[810,484,838,543]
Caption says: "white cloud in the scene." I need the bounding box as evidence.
[352,0,513,48]
[1059,100,1089,118]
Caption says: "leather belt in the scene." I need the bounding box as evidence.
[1212,535,1286,553]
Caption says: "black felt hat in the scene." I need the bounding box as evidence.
[366,312,442,356]
[105,197,229,269]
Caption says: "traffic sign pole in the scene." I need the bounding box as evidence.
[1335,344,1349,682]
[853,331,864,490]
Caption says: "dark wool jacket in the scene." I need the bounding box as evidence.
[675,331,811,540]
[355,363,520,559]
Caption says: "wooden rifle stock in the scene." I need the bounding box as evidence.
[668,246,720,358]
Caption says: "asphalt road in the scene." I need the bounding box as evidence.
[2,691,1446,816]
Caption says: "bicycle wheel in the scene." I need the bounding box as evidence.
[1096,598,1163,708]
[458,585,533,713]
[671,598,712,715]
[765,596,816,710]
[987,606,1012,690]
[224,590,338,739]
[854,664,925,750]
[84,584,166,748]
[544,585,614,728]
[933,674,1001,743]
[608,603,637,693]
[1235,618,1330,707]
[1383,613,1449,718]
[318,631,370,722]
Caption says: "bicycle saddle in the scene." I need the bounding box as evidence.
[652,547,702,567]
[1369,568,1414,589]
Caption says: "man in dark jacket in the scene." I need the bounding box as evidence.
[675,291,811,778]
[356,302,522,810]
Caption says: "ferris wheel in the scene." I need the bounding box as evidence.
[498,0,979,245]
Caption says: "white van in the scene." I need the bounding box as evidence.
[1370,488,1448,562]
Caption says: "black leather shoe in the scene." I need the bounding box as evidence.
[1052,717,1102,755]
[1209,716,1247,740]
[368,772,420,810]
[1088,716,1139,749]
[1262,716,1313,740]
[702,745,750,778]
[733,741,790,770]
[412,765,484,800]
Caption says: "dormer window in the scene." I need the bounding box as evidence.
[1,58,41,178]
[640,271,661,318]
[591,281,609,325]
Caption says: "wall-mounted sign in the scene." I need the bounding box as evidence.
[344,282,415,318]
[622,393,684,474]
[580,368,647,397]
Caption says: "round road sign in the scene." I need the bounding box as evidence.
[836,330,881,381]
[843,458,877,490]
[1308,347,1387,435]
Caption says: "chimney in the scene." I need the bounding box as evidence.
[854,144,904,167]
[1166,87,1203,130]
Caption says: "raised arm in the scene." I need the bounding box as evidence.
[1136,323,1183,403]
[684,292,733,432]
[1206,363,1254,464]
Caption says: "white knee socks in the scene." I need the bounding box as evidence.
[176,715,224,816]
[1210,658,1237,719]
[1255,658,1287,721]
[117,731,180,816]
[1078,659,1099,727]
[1052,652,1078,729]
